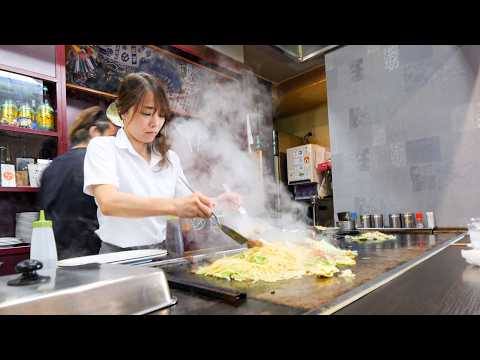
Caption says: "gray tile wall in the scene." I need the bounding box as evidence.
[325,45,480,227]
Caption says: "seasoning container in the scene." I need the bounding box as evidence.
[389,213,402,228]
[402,212,415,228]
[426,211,435,228]
[373,214,384,228]
[351,212,362,229]
[360,214,372,228]
[415,212,424,228]
[351,212,358,225]
[30,210,57,274]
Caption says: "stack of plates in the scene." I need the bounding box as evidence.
[15,212,39,243]
[0,237,24,247]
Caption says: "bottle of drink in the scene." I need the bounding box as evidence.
[36,86,55,131]
[17,101,34,128]
[30,210,57,274]
[31,99,37,129]
[1,99,18,126]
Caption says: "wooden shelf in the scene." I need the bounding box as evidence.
[66,83,117,100]
[0,125,58,137]
[0,187,39,193]
[66,83,199,119]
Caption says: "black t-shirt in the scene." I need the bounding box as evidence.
[39,148,101,260]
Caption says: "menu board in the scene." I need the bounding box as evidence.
[66,45,234,116]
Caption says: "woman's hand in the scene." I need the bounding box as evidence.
[173,192,214,218]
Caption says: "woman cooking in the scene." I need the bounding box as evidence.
[84,72,240,253]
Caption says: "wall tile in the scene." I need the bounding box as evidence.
[383,45,400,72]
[399,45,434,64]
[350,58,364,82]
[409,164,438,192]
[405,136,442,164]
[328,45,477,226]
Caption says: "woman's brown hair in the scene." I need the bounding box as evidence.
[69,106,113,147]
[115,72,172,167]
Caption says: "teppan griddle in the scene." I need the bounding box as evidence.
[146,232,465,314]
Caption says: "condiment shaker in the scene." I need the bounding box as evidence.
[402,213,415,228]
[389,214,402,228]
[360,215,372,228]
[30,210,57,275]
[373,214,384,228]
[415,212,424,228]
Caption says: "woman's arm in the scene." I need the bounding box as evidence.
[92,184,214,218]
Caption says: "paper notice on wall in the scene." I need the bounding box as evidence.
[28,163,50,187]
[1,164,16,187]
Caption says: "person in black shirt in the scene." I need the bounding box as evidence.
[39,106,119,260]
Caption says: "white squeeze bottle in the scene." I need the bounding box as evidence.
[30,210,57,273]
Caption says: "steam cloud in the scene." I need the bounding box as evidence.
[168,69,309,244]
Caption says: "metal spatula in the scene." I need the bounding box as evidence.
[177,176,258,247]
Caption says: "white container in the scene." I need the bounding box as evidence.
[469,230,480,249]
[468,218,480,249]
[30,210,57,273]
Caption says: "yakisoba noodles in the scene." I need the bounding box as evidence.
[194,240,357,283]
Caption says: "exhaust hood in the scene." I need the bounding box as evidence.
[273,45,340,62]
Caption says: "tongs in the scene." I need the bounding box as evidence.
[177,176,261,247]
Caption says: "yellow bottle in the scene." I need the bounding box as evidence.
[36,86,55,131]
[1,99,18,126]
[17,102,34,128]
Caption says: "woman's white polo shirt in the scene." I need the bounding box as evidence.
[83,128,190,248]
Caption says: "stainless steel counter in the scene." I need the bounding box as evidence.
[0,263,176,314]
